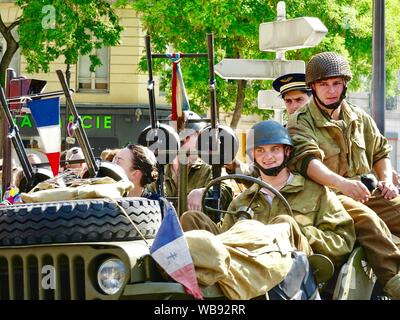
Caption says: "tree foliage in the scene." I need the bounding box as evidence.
[128,0,400,126]
[16,0,123,73]
[0,0,123,82]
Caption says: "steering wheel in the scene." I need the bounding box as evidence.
[201,174,293,221]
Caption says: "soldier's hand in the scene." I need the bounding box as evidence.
[187,188,205,211]
[378,181,399,200]
[339,179,371,203]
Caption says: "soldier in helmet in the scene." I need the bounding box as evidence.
[272,73,312,115]
[181,120,355,267]
[287,51,400,299]
[224,73,313,180]
[150,110,233,211]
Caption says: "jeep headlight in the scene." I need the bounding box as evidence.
[97,258,126,295]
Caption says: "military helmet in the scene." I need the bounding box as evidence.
[305,52,352,86]
[246,120,293,156]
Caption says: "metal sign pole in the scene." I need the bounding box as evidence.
[371,0,385,134]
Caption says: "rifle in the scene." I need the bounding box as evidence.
[56,70,128,183]
[0,86,53,192]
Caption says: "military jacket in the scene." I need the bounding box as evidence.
[149,158,233,210]
[287,99,391,178]
[221,174,355,266]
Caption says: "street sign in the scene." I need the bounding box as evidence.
[214,59,305,80]
[258,90,285,109]
[259,17,328,51]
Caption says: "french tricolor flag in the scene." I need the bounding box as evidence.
[168,53,190,131]
[28,97,61,177]
[150,204,203,300]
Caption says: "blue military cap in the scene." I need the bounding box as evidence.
[272,73,311,97]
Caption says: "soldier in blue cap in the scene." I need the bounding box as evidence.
[225,73,312,176]
[272,73,312,115]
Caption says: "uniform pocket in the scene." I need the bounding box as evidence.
[321,144,341,173]
[352,135,366,150]
[291,200,319,227]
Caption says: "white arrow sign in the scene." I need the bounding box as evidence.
[258,90,285,110]
[214,59,305,80]
[259,17,328,51]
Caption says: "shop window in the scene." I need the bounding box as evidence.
[78,46,109,92]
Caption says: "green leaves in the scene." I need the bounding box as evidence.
[131,0,400,120]
[16,0,123,73]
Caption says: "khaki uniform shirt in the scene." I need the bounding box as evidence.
[150,158,233,210]
[221,174,355,266]
[287,99,391,178]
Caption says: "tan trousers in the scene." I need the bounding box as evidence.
[338,190,400,285]
[180,211,312,256]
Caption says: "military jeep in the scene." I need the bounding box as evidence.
[0,34,381,300]
[0,175,381,300]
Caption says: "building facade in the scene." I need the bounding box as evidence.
[1,3,170,156]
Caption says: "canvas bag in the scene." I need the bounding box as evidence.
[186,220,295,299]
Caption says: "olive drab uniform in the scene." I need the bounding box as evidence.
[150,158,233,211]
[287,99,400,287]
[221,174,355,267]
[288,100,390,177]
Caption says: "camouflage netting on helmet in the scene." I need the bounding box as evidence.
[305,52,352,86]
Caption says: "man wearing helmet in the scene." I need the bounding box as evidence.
[181,120,355,268]
[151,110,233,211]
[224,73,312,180]
[287,51,400,299]
[272,73,312,116]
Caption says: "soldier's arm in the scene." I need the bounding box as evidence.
[363,112,392,164]
[288,113,371,202]
[307,159,370,203]
[287,114,324,174]
[300,187,356,266]
[373,158,399,200]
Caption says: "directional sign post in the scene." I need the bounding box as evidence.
[259,17,328,52]
[213,1,327,117]
[214,59,305,80]
[258,90,285,110]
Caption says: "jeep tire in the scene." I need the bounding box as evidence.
[0,197,162,246]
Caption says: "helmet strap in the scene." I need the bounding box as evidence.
[313,86,347,111]
[254,147,291,177]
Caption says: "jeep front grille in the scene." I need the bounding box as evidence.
[0,252,86,300]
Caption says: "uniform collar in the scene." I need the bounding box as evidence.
[309,99,358,128]
[190,157,206,169]
[246,173,305,196]
[164,157,205,179]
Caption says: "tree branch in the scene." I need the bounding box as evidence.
[0,14,7,35]
[8,19,21,32]
[230,79,247,129]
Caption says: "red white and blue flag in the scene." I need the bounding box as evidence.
[28,97,61,176]
[168,53,190,131]
[150,204,203,300]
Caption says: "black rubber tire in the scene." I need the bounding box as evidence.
[0,197,162,246]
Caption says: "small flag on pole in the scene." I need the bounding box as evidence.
[150,204,203,300]
[168,53,190,131]
[28,97,61,176]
